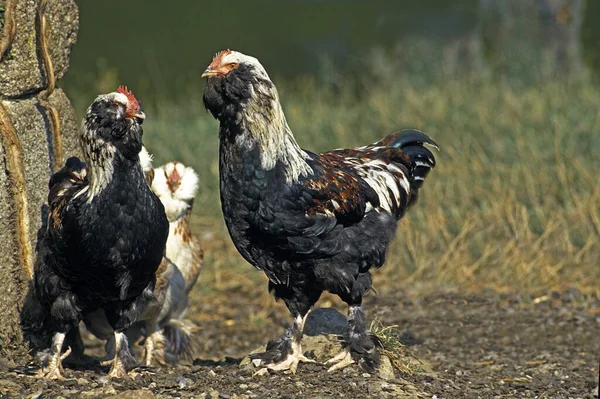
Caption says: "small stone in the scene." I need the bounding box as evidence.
[208,369,217,377]
[77,378,89,385]
[361,373,371,378]
[97,376,110,386]
[239,384,248,389]
[177,377,193,389]
[381,383,395,392]
[377,355,395,381]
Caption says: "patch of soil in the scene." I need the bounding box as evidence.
[1,288,599,398]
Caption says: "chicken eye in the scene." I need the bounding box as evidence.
[227,63,239,70]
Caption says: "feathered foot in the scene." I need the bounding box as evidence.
[163,319,199,363]
[253,340,314,376]
[252,314,314,376]
[326,304,381,373]
[36,332,72,380]
[142,328,167,367]
[325,348,355,372]
[107,332,137,378]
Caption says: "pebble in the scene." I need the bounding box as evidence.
[77,378,89,385]
[177,377,193,389]
[0,379,19,389]
[97,376,110,386]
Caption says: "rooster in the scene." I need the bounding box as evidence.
[83,158,203,365]
[202,50,438,374]
[20,86,169,379]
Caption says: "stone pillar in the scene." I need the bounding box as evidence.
[0,0,79,350]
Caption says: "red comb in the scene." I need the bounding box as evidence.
[117,85,140,115]
[207,49,233,72]
[214,49,232,60]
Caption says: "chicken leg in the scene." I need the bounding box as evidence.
[325,304,381,372]
[142,324,168,366]
[36,332,72,380]
[252,314,314,376]
[107,331,137,378]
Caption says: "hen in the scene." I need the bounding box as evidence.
[150,161,203,361]
[202,50,438,374]
[83,158,203,365]
[151,161,203,295]
[20,86,169,379]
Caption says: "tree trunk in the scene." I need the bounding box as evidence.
[0,0,79,353]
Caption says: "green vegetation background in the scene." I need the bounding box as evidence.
[61,1,600,293]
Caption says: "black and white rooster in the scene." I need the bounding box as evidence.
[20,86,169,379]
[202,50,438,374]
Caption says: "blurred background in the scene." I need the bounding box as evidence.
[63,0,599,294]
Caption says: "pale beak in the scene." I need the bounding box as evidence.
[201,67,219,78]
[134,110,146,121]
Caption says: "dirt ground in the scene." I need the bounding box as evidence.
[1,287,599,399]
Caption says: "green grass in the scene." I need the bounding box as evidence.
[67,68,600,295]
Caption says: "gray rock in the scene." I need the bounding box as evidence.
[0,0,78,97]
[304,307,348,336]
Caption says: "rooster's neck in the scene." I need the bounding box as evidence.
[80,132,117,201]
[80,137,140,201]
[236,87,312,183]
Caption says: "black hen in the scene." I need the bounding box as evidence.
[20,86,169,379]
[202,50,438,374]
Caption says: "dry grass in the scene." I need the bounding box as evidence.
[370,319,427,374]
[71,72,600,295]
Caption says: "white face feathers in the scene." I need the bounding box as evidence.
[151,162,200,222]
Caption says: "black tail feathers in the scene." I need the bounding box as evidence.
[391,129,438,206]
